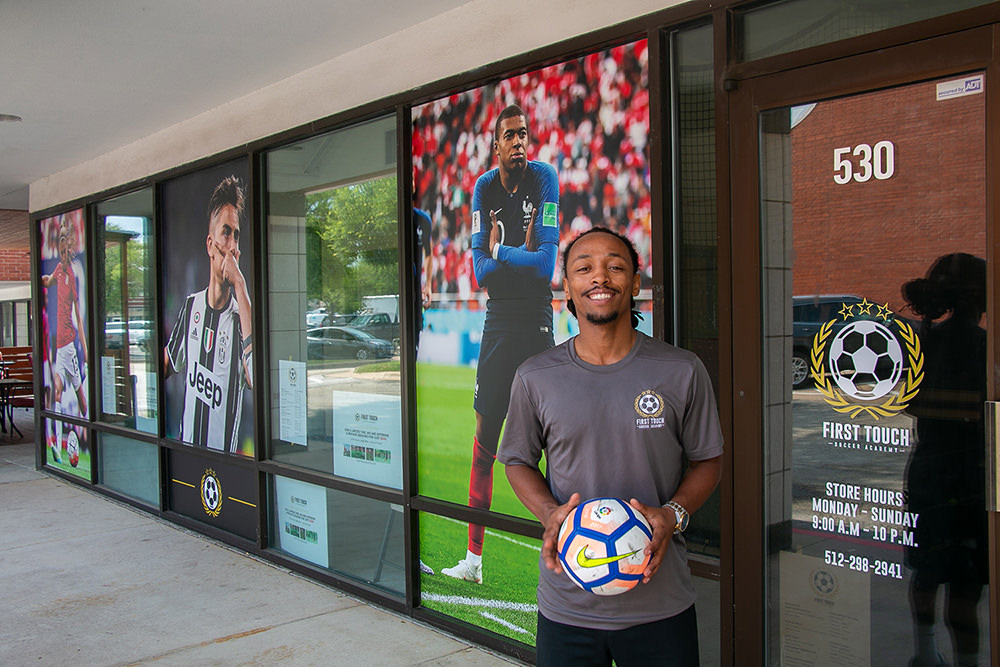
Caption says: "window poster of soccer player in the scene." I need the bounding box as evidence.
[39,208,90,454]
[161,159,255,458]
[411,40,650,639]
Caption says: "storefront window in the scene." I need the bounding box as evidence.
[266,116,401,486]
[97,432,160,506]
[737,0,991,62]
[269,474,404,595]
[96,188,157,434]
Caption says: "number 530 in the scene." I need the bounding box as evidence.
[833,141,895,184]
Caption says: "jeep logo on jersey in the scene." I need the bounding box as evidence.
[188,362,223,410]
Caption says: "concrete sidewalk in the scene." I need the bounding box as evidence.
[0,440,519,666]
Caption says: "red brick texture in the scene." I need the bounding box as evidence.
[791,78,985,316]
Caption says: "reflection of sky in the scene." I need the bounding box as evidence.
[106,215,147,236]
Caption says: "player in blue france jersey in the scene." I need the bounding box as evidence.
[165,176,253,454]
[442,104,560,584]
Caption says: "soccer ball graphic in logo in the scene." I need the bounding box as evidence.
[66,430,80,468]
[200,470,222,517]
[637,393,661,416]
[828,320,903,400]
[557,498,652,596]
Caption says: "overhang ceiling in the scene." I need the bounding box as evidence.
[0,0,467,232]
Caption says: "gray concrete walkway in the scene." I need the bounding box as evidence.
[0,439,519,666]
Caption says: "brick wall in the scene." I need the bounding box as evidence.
[791,78,985,315]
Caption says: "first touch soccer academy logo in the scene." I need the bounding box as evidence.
[201,468,223,517]
[634,389,664,418]
[634,389,665,430]
[810,568,839,598]
[810,298,923,420]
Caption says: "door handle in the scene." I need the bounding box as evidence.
[987,401,1000,511]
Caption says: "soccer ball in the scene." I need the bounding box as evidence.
[557,497,653,596]
[828,320,903,400]
[66,430,80,468]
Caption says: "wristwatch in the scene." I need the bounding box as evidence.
[664,501,689,533]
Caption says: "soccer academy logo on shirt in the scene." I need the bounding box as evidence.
[634,389,665,430]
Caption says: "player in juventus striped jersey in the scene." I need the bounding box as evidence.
[165,176,253,454]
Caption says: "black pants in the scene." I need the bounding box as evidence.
[535,605,700,667]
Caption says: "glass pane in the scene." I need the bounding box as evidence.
[39,209,89,421]
[671,22,720,559]
[44,417,90,481]
[266,116,402,486]
[761,75,988,665]
[160,160,255,457]
[98,432,160,506]
[270,474,404,595]
[96,188,158,434]
[738,0,991,61]
[419,511,540,644]
[410,40,651,520]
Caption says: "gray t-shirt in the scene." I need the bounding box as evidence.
[499,332,724,630]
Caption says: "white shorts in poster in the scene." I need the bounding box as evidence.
[332,390,402,489]
[274,476,329,568]
[278,359,307,445]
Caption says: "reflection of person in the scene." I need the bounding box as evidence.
[442,103,560,583]
[164,176,253,453]
[902,253,987,667]
[501,228,723,665]
[41,218,88,458]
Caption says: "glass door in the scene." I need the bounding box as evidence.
[727,27,998,667]
[759,75,988,666]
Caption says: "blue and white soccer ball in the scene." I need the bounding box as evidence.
[66,430,80,468]
[828,320,903,400]
[557,498,653,596]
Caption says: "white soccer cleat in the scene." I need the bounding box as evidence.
[441,558,483,584]
[419,560,435,575]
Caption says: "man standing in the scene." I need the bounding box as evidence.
[501,228,723,665]
[165,176,253,454]
[442,103,560,583]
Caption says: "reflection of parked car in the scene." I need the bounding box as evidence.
[106,319,153,351]
[349,312,400,353]
[306,326,394,360]
[792,295,864,388]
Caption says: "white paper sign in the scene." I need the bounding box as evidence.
[101,356,117,414]
[274,476,329,568]
[279,360,307,445]
[779,551,870,666]
[332,390,402,489]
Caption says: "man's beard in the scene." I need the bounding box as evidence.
[585,309,620,326]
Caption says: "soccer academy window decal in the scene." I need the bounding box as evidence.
[808,297,923,420]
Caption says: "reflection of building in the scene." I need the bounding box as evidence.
[790,82,985,312]
[14,3,1000,665]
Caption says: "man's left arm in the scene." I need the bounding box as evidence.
[630,455,722,584]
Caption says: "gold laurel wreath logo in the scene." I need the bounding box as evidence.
[810,318,923,420]
[200,468,223,518]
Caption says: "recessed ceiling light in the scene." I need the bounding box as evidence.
[0,114,22,122]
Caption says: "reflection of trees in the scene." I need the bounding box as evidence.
[104,230,149,319]
[305,176,398,314]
